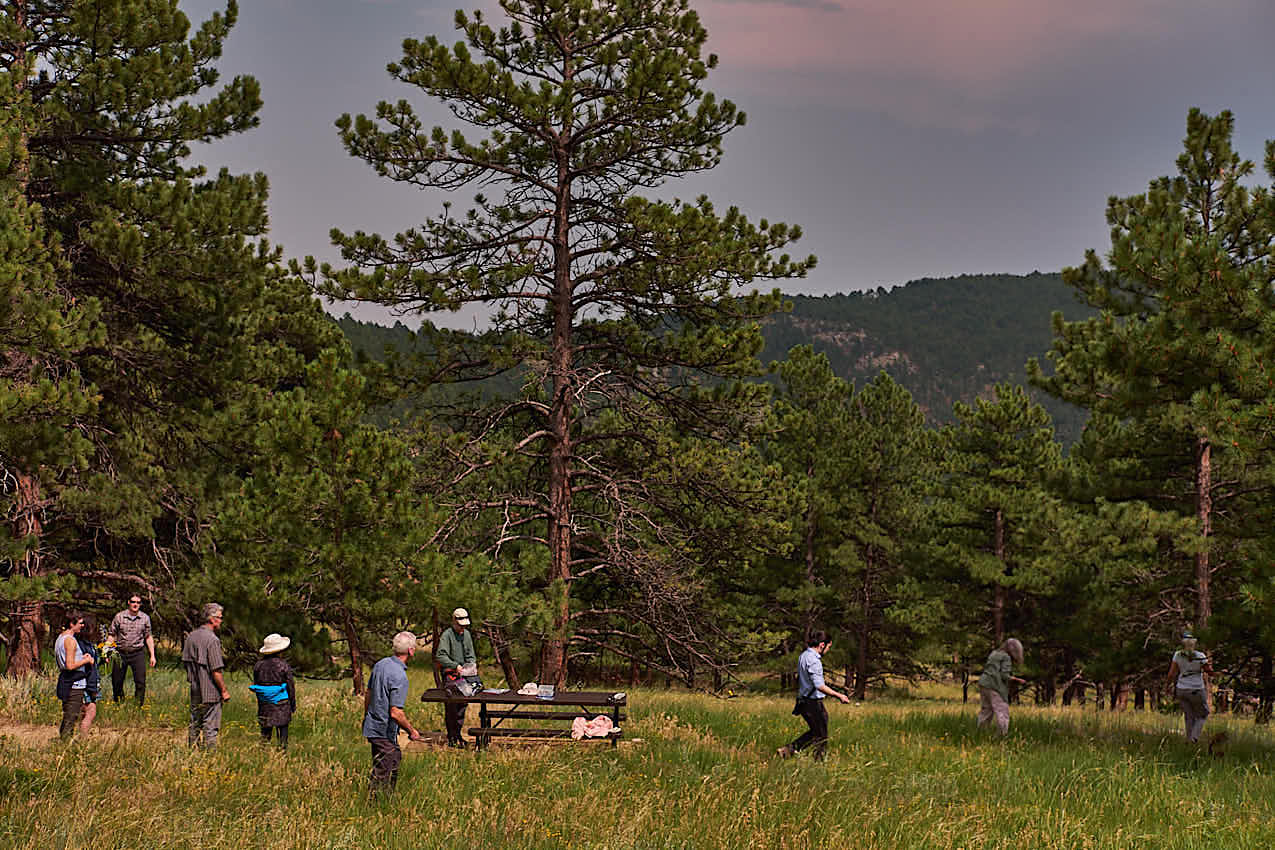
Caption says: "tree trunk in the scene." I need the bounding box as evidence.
[344,614,365,696]
[541,92,577,688]
[8,471,47,678]
[961,667,969,704]
[431,608,442,687]
[629,659,640,688]
[487,624,521,690]
[854,550,872,701]
[1258,653,1274,725]
[804,459,817,639]
[992,507,1006,645]
[8,601,46,678]
[1194,436,1212,628]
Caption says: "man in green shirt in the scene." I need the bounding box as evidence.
[436,607,478,748]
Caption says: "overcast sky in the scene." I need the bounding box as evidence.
[187,0,1275,328]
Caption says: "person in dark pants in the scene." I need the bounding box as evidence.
[109,594,155,705]
[76,614,103,735]
[435,607,477,748]
[55,611,94,740]
[363,631,423,795]
[251,633,297,750]
[777,630,850,761]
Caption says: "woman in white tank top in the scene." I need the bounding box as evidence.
[1165,631,1213,743]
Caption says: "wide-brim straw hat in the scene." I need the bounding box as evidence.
[259,633,291,655]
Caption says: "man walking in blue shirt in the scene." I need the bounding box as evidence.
[777,630,850,761]
[363,631,424,795]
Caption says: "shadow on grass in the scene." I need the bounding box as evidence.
[866,705,1275,773]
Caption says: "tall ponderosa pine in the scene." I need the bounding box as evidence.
[1031,109,1275,634]
[1,0,338,671]
[321,0,812,682]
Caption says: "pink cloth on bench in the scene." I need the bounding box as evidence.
[570,715,616,740]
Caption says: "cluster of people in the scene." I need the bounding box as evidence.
[54,600,296,750]
[57,599,1219,777]
[776,629,1218,761]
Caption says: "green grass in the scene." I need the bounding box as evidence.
[2,668,1273,849]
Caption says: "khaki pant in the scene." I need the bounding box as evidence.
[59,694,85,740]
[977,687,1010,735]
[1177,688,1209,742]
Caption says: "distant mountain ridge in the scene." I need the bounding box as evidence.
[761,272,1094,440]
[337,272,1094,441]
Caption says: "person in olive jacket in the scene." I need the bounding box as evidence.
[976,638,1026,735]
[435,607,477,748]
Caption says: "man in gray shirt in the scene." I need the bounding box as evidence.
[435,607,477,748]
[182,603,230,749]
[363,631,423,794]
[109,594,156,704]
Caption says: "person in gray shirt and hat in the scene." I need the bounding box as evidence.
[1166,631,1213,743]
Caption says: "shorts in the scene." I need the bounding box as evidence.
[83,690,99,704]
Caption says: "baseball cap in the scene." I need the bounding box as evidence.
[453,607,471,626]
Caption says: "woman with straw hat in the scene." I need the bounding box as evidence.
[250,633,297,750]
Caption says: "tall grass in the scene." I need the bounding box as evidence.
[2,668,1273,849]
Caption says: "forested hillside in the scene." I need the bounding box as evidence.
[340,272,1095,440]
[759,272,1094,440]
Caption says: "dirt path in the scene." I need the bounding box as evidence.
[0,721,183,748]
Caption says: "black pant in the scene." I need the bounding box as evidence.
[111,648,148,704]
[789,697,829,760]
[261,724,289,750]
[368,737,402,793]
[443,682,467,743]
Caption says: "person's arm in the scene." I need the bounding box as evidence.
[1165,660,1180,691]
[211,669,230,701]
[810,656,850,704]
[108,614,121,643]
[145,617,156,666]
[389,706,421,741]
[464,632,477,667]
[287,667,297,712]
[64,634,93,669]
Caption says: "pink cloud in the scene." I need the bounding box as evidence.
[697,0,1187,130]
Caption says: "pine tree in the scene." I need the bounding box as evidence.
[1,0,339,670]
[318,0,813,683]
[1030,109,1275,636]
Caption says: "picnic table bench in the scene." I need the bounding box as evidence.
[421,688,626,750]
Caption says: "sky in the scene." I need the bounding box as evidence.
[186,0,1275,328]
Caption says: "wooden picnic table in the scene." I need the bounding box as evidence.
[421,688,626,750]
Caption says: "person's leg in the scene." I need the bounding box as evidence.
[189,701,204,747]
[990,690,1010,735]
[276,724,289,751]
[809,700,830,761]
[445,701,463,744]
[369,738,402,794]
[977,688,995,728]
[1180,689,1208,742]
[130,650,148,705]
[79,698,97,734]
[1177,689,1196,740]
[260,724,273,743]
[111,655,127,702]
[59,696,84,740]
[201,701,223,750]
[790,699,820,752]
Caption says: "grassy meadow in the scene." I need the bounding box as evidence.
[1,667,1273,850]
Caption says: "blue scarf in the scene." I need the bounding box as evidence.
[249,683,290,704]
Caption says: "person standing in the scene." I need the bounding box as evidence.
[251,633,297,750]
[182,603,230,749]
[363,631,423,795]
[1166,631,1213,743]
[435,607,477,748]
[976,638,1026,736]
[54,611,94,740]
[777,630,851,761]
[76,614,103,735]
[109,594,156,705]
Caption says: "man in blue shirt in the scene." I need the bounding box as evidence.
[363,631,424,794]
[777,630,850,761]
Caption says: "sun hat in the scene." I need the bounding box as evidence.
[1181,630,1194,641]
[259,633,291,654]
[452,607,471,626]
